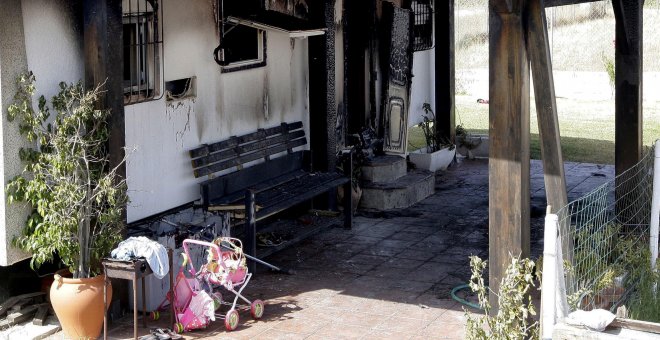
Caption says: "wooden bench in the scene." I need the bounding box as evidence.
[189,121,352,272]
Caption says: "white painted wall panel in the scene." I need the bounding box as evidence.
[409,49,435,127]
[125,0,311,222]
[22,0,84,101]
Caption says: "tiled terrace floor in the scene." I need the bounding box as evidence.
[100,159,613,340]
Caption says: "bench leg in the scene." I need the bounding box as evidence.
[327,188,338,211]
[245,190,257,274]
[343,152,353,230]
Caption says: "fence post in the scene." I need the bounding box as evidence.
[541,211,559,340]
[650,140,660,271]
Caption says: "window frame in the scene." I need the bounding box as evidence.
[411,0,434,52]
[122,0,164,105]
[220,26,268,74]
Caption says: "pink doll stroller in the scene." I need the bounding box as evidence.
[183,238,264,331]
[152,245,217,334]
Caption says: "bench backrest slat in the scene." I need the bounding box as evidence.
[189,121,303,158]
[189,121,306,178]
[200,151,306,205]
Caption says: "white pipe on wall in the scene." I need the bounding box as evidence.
[650,140,660,271]
[541,211,559,340]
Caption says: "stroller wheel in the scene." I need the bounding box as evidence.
[213,292,223,311]
[151,310,160,321]
[225,309,240,331]
[173,322,184,334]
[250,300,265,319]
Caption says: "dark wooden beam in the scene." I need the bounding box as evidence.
[488,0,530,311]
[435,0,455,142]
[525,0,568,213]
[308,0,337,172]
[83,0,124,179]
[83,0,126,319]
[612,0,643,176]
[544,0,602,8]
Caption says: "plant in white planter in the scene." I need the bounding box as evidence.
[456,124,483,160]
[409,103,455,171]
[6,72,128,339]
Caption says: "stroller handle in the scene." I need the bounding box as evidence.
[182,239,223,276]
[182,238,244,276]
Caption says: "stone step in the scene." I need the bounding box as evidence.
[359,170,435,211]
[361,155,407,183]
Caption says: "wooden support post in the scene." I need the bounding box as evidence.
[83,0,126,319]
[488,0,531,311]
[435,0,456,141]
[83,0,124,177]
[525,0,568,213]
[245,190,257,274]
[612,0,643,177]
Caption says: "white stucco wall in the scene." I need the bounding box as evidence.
[22,0,84,102]
[125,0,311,222]
[0,0,83,266]
[409,49,435,127]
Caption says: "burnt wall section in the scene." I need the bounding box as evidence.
[344,0,372,135]
[308,0,337,171]
[265,0,309,20]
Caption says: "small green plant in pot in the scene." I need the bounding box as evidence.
[417,103,453,153]
[409,103,456,172]
[6,72,128,339]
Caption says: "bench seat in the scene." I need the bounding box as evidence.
[190,121,352,272]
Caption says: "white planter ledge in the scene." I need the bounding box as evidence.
[409,146,456,172]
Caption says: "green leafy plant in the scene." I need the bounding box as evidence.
[465,255,539,340]
[417,103,454,153]
[601,53,615,97]
[6,72,128,279]
[456,124,482,159]
[628,260,660,323]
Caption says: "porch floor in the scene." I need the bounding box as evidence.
[72,159,615,339]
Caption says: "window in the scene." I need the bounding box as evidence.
[123,0,164,104]
[411,0,434,51]
[219,25,267,73]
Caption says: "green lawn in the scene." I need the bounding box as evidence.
[408,95,660,164]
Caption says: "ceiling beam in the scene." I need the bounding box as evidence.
[545,0,602,7]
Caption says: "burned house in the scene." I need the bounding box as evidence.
[0,0,445,270]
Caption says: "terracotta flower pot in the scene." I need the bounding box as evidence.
[50,270,111,339]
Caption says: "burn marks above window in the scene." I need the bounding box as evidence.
[411,0,434,51]
[123,0,164,104]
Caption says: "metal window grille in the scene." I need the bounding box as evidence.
[123,0,164,105]
[411,0,434,51]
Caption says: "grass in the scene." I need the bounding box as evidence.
[455,7,660,72]
[408,95,660,164]
[412,4,660,164]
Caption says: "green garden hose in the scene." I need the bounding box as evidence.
[451,284,484,310]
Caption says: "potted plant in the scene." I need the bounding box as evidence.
[456,124,484,159]
[6,72,128,339]
[408,103,455,171]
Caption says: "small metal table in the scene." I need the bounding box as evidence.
[102,249,174,340]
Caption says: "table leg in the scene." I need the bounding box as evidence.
[103,273,108,340]
[169,249,174,328]
[142,277,147,328]
[133,276,138,340]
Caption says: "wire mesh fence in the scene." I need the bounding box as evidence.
[555,144,656,312]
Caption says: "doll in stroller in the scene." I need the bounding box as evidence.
[153,237,264,332]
